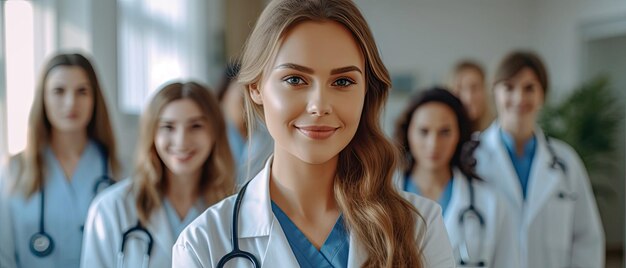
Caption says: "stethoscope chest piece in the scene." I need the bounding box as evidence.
[30,232,54,257]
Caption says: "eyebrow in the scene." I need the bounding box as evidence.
[274,63,362,75]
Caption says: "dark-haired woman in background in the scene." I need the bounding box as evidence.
[395,88,518,267]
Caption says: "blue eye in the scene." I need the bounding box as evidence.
[332,78,355,87]
[283,76,306,86]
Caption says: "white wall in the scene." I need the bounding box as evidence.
[529,0,626,99]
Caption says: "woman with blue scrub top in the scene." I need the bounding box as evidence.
[80,82,235,268]
[394,88,519,267]
[0,53,120,268]
[473,51,605,267]
[216,62,273,184]
[173,0,455,267]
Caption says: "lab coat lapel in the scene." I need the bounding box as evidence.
[238,156,300,267]
[347,232,367,268]
[523,130,561,226]
[444,169,468,242]
[146,205,175,257]
[260,217,300,267]
[481,123,524,209]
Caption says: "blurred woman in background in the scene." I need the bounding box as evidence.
[81,82,235,268]
[0,53,120,268]
[448,60,493,132]
[395,87,518,267]
[473,51,604,267]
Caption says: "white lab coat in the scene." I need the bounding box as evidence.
[81,179,197,268]
[395,168,519,268]
[474,123,605,268]
[173,157,456,267]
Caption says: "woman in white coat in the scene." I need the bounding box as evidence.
[172,0,455,267]
[0,53,120,268]
[474,51,605,267]
[394,88,519,267]
[80,82,235,268]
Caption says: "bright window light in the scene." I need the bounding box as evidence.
[4,0,35,155]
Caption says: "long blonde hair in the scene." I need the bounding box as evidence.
[10,53,119,198]
[239,0,424,266]
[133,82,235,225]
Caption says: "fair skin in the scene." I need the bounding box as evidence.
[407,102,459,201]
[453,68,486,122]
[250,21,366,249]
[155,99,214,219]
[494,67,544,155]
[44,66,94,181]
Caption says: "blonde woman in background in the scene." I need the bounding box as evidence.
[173,0,455,267]
[448,60,493,132]
[80,82,235,268]
[0,53,119,268]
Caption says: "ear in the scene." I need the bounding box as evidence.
[249,83,263,105]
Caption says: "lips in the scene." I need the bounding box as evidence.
[296,125,338,140]
[171,151,195,162]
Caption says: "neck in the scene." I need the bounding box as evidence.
[50,129,88,158]
[165,170,201,219]
[501,121,535,155]
[270,149,339,220]
[412,165,451,200]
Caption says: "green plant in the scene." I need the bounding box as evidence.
[539,76,622,198]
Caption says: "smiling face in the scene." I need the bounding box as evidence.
[155,99,214,179]
[249,20,366,165]
[494,67,545,131]
[408,102,460,171]
[44,66,95,133]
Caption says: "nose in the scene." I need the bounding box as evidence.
[64,92,76,108]
[173,127,190,148]
[306,85,332,116]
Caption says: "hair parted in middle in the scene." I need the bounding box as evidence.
[238,0,425,267]
[132,81,235,225]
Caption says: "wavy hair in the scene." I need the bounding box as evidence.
[238,0,424,266]
[133,82,235,225]
[10,53,119,197]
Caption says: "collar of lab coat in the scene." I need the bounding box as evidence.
[237,156,369,267]
[482,122,562,223]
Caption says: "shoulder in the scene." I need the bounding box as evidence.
[399,191,443,225]
[177,194,238,247]
[89,178,134,214]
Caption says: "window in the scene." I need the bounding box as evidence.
[2,0,35,156]
[118,0,214,114]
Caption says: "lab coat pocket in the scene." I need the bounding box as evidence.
[545,191,575,264]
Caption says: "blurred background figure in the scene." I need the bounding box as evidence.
[0,53,120,268]
[81,82,235,268]
[216,61,273,184]
[395,87,518,267]
[447,60,493,132]
[473,51,605,268]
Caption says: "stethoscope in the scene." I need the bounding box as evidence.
[217,180,260,268]
[117,221,154,268]
[29,146,114,257]
[457,177,487,267]
[545,136,576,201]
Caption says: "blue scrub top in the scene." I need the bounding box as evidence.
[271,201,349,268]
[162,198,201,239]
[499,129,537,199]
[8,140,108,268]
[404,174,454,215]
